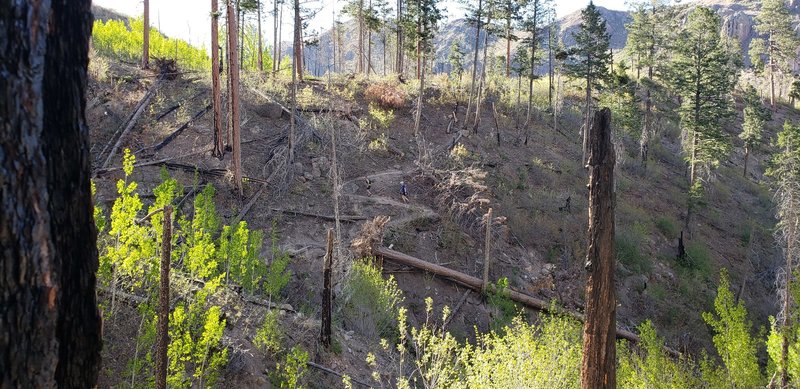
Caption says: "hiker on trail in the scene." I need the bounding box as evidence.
[365,178,372,196]
[400,181,409,203]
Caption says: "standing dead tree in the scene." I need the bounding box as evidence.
[227,0,243,195]
[321,229,334,348]
[581,108,616,389]
[211,0,224,158]
[155,206,172,389]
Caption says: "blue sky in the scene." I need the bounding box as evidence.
[92,0,645,50]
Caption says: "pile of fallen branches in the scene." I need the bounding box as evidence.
[350,215,391,259]
[432,166,492,232]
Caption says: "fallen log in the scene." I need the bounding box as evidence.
[94,146,214,175]
[101,79,162,169]
[163,162,269,184]
[231,185,267,226]
[149,103,212,152]
[374,246,645,346]
[154,91,206,120]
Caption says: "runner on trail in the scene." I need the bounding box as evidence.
[400,181,409,203]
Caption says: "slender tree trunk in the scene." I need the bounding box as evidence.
[582,71,592,163]
[581,108,616,389]
[273,0,280,74]
[227,0,243,195]
[640,65,652,168]
[781,207,794,389]
[143,0,150,69]
[483,208,493,290]
[770,40,776,109]
[321,229,333,348]
[506,17,512,77]
[258,0,264,71]
[278,4,284,72]
[289,0,299,163]
[238,5,244,70]
[414,48,425,135]
[1,1,101,385]
[743,145,749,177]
[526,7,539,128]
[293,0,303,82]
[212,0,224,159]
[383,30,388,75]
[548,24,553,111]
[358,0,365,74]
[473,14,492,133]
[155,206,172,389]
[464,0,483,129]
[396,0,404,75]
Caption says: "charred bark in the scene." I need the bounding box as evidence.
[581,108,616,389]
[1,1,101,386]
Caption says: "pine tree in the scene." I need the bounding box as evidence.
[751,0,799,108]
[519,0,552,134]
[403,0,441,135]
[498,0,521,77]
[448,39,465,82]
[740,85,770,177]
[767,120,800,388]
[462,0,485,128]
[625,0,674,167]
[564,1,612,162]
[790,76,800,107]
[668,7,736,227]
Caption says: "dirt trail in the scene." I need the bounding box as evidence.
[341,169,438,228]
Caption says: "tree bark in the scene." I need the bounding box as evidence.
[321,229,334,348]
[1,1,101,386]
[289,0,298,163]
[358,0,365,74]
[743,145,749,177]
[155,206,172,389]
[227,0,243,195]
[293,0,303,81]
[505,15,512,77]
[212,0,225,158]
[640,65,653,168]
[483,208,493,290]
[463,0,483,129]
[396,0,404,75]
[414,50,425,135]
[143,0,150,69]
[581,108,616,389]
[473,13,492,133]
[274,0,280,75]
[525,6,539,131]
[258,0,264,72]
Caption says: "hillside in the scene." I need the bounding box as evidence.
[87,35,797,389]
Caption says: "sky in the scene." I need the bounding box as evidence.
[92,0,641,51]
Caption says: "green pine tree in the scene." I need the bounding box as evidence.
[668,7,736,227]
[750,0,800,108]
[740,85,771,177]
[448,39,465,83]
[564,1,612,161]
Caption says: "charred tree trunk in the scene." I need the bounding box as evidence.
[143,0,150,69]
[227,0,243,195]
[525,6,539,131]
[1,1,101,386]
[483,208,493,290]
[212,0,225,158]
[414,49,425,136]
[321,229,334,348]
[358,0,365,74]
[581,108,616,389]
[155,206,172,389]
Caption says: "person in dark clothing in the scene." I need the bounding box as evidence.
[400,181,409,202]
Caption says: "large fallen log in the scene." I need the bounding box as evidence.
[374,246,644,344]
[271,208,367,222]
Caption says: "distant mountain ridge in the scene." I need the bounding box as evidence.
[305,0,799,76]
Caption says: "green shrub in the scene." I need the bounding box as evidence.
[274,346,308,389]
[486,277,520,332]
[654,216,678,240]
[341,259,404,339]
[678,242,712,279]
[618,321,700,387]
[254,310,282,354]
[92,17,210,70]
[701,269,763,387]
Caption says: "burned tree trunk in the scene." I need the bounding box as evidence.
[143,0,150,69]
[1,1,101,386]
[581,108,616,389]
[483,208,493,291]
[321,229,334,348]
[211,0,224,158]
[155,206,172,389]
[226,0,243,195]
